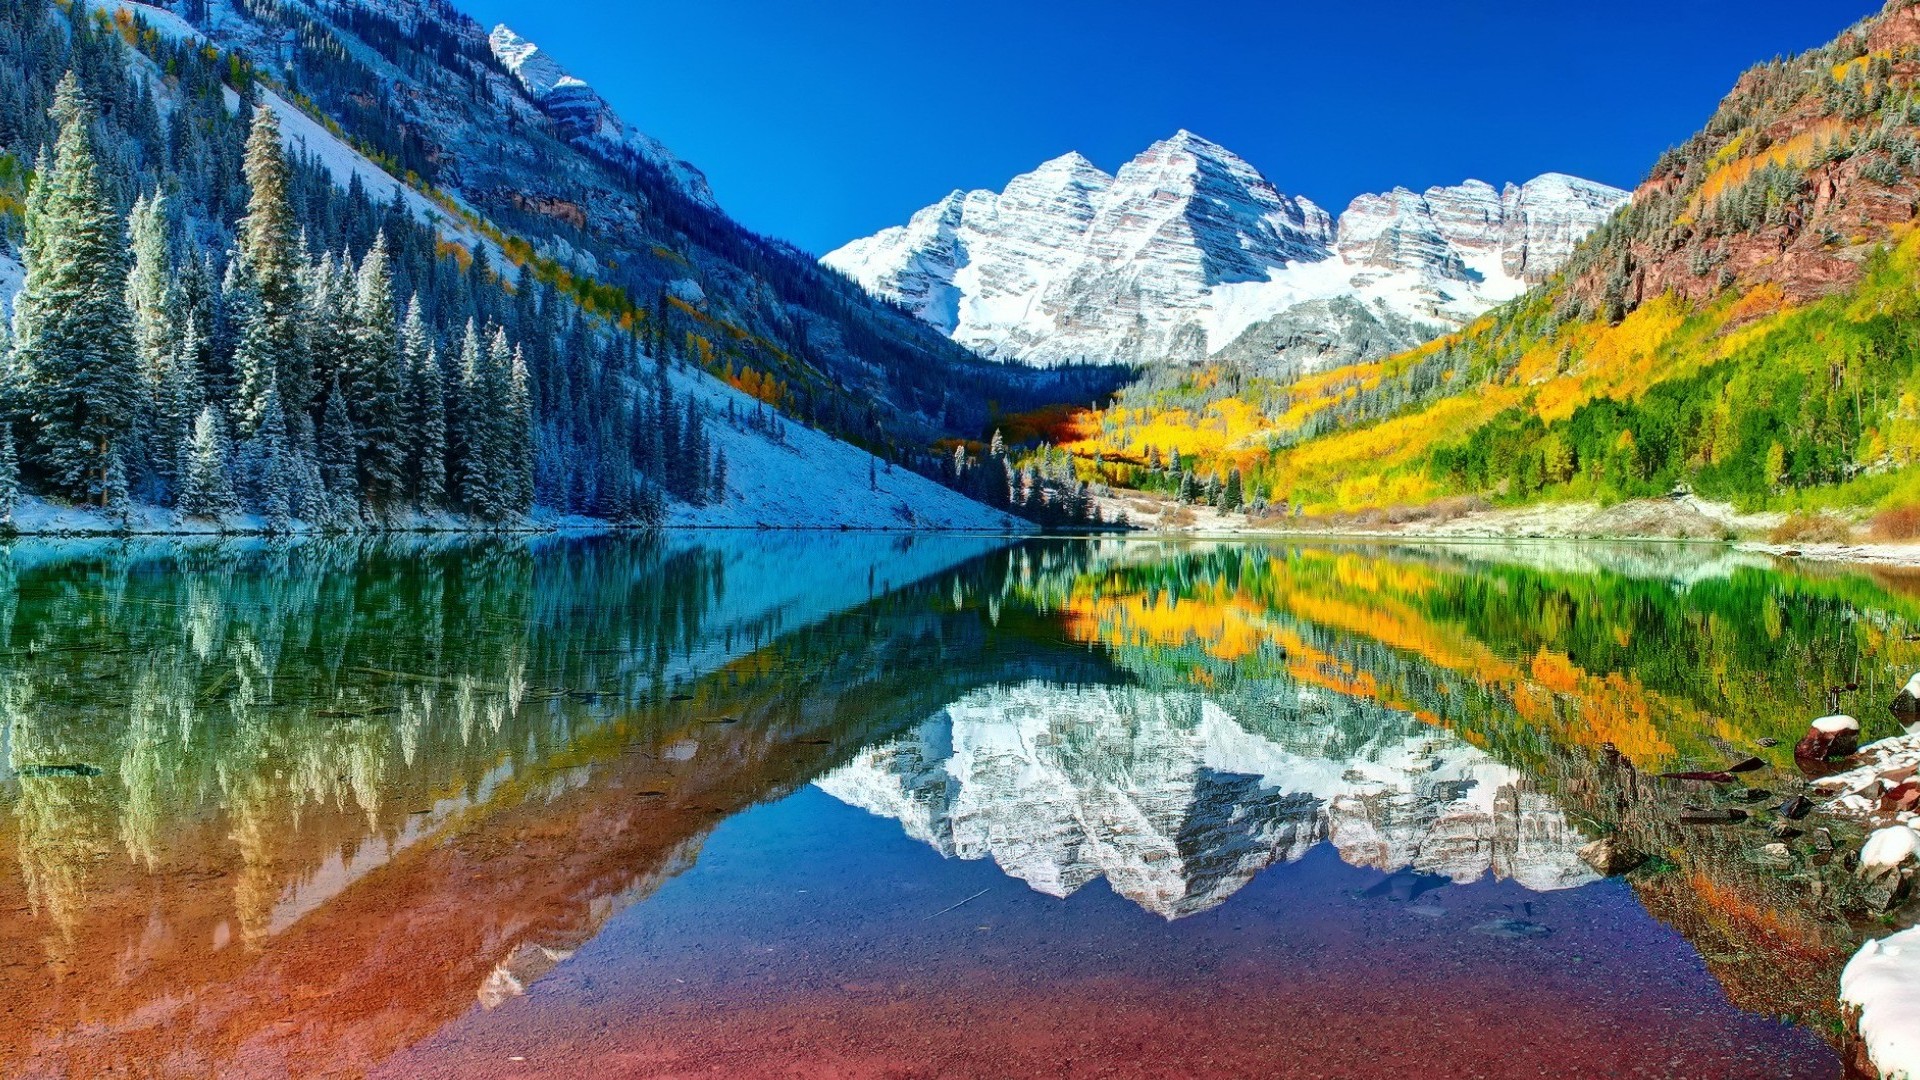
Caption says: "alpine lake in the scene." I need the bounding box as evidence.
[1,531,1913,1078]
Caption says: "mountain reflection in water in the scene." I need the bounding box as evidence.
[2,534,1911,1077]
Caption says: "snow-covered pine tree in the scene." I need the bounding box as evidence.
[10,74,140,502]
[318,378,359,522]
[506,344,534,516]
[231,106,307,437]
[155,317,205,505]
[480,326,517,520]
[402,300,448,510]
[179,406,238,520]
[126,191,175,495]
[453,322,495,519]
[251,385,296,531]
[349,233,407,511]
[0,425,18,527]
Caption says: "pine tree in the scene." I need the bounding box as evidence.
[179,406,238,519]
[403,301,447,510]
[11,74,139,502]
[0,425,18,527]
[126,191,174,493]
[1222,469,1244,513]
[155,318,204,505]
[453,322,494,519]
[349,233,406,510]
[711,446,728,504]
[242,385,296,530]
[231,106,306,435]
[318,378,359,521]
[505,343,534,516]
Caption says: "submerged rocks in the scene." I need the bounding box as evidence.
[1681,807,1749,825]
[1841,927,1920,1080]
[1577,836,1646,877]
[1798,715,1862,764]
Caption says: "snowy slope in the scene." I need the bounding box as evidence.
[825,133,1628,373]
[664,365,1029,532]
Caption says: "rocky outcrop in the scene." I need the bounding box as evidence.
[824,134,1626,372]
[488,24,717,209]
[816,681,1596,918]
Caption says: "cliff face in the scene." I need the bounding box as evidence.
[1556,2,1920,317]
[825,133,1625,374]
[817,681,1596,919]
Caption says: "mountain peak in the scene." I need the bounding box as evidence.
[826,132,1625,370]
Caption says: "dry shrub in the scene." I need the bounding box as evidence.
[1870,505,1920,542]
[1769,513,1853,544]
[1384,496,1491,526]
[1159,506,1198,528]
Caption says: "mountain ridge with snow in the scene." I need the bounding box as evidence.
[824,132,1628,374]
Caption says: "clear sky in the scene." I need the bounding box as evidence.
[453,1,1877,256]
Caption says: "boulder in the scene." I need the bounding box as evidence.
[1797,715,1862,763]
[1892,672,1920,718]
[1860,825,1919,878]
[1842,927,1920,1080]
[1577,836,1645,877]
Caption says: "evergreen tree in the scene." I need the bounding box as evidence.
[1222,469,1244,513]
[403,300,447,510]
[126,191,174,493]
[0,425,18,527]
[453,322,495,519]
[248,386,295,531]
[179,406,238,519]
[505,344,534,515]
[711,446,727,504]
[349,233,406,509]
[11,74,139,501]
[318,378,359,521]
[231,106,306,435]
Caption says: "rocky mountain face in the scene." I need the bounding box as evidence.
[816,681,1596,918]
[1552,0,1920,317]
[486,25,718,210]
[825,132,1627,374]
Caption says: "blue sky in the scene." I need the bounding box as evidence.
[454,1,1876,256]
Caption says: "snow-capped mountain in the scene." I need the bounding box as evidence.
[824,132,1628,373]
[816,681,1596,919]
[487,25,718,209]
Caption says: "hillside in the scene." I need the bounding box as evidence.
[0,0,1046,533]
[1062,0,1920,526]
[825,132,1624,376]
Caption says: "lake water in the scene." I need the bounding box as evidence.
[1,532,1910,1078]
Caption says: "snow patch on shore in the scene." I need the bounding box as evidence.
[1844,927,1920,1080]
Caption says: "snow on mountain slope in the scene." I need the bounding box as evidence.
[487,25,717,210]
[825,134,1628,373]
[87,0,502,264]
[665,365,1029,532]
[817,681,1596,919]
